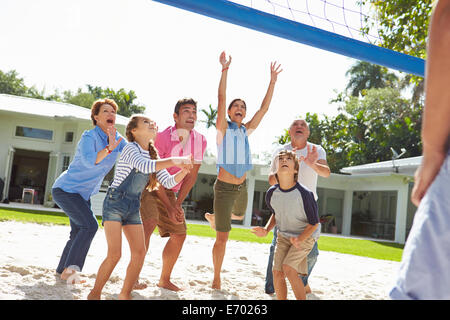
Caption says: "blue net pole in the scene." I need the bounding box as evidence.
[153,0,425,77]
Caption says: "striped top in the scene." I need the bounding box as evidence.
[110,142,177,189]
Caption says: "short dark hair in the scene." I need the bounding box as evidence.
[228,98,246,111]
[174,98,197,115]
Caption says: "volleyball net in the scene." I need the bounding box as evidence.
[152,0,425,77]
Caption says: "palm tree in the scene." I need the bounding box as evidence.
[199,104,217,129]
[345,61,398,97]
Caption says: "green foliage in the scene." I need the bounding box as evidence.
[317,236,404,261]
[0,70,38,97]
[359,0,432,93]
[0,69,146,117]
[199,104,217,129]
[344,61,398,97]
[339,87,422,167]
[277,47,424,172]
[360,0,433,60]
[276,87,422,173]
[63,88,96,109]
[86,85,145,117]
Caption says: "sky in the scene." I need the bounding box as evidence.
[0,0,364,160]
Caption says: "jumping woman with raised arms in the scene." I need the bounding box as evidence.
[205,51,282,289]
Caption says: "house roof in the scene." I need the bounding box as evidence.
[340,156,423,175]
[0,94,129,126]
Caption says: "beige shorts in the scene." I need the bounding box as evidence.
[140,188,187,238]
[273,233,316,275]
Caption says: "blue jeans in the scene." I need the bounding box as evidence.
[52,188,99,274]
[265,226,319,294]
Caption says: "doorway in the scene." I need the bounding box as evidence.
[7,149,50,204]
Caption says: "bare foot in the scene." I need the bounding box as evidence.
[61,268,86,284]
[212,278,221,290]
[231,213,244,221]
[305,284,312,294]
[204,212,216,230]
[118,292,132,300]
[157,279,183,292]
[133,280,148,290]
[87,290,101,300]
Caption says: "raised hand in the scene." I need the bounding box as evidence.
[220,51,232,68]
[270,61,283,83]
[106,126,123,151]
[297,144,318,168]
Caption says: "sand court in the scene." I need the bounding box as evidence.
[0,220,400,300]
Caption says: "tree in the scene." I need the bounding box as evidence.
[63,88,96,109]
[341,87,422,167]
[86,85,145,117]
[199,104,217,129]
[359,0,433,100]
[0,68,147,117]
[0,70,33,97]
[360,0,433,59]
[345,61,398,97]
[276,88,422,172]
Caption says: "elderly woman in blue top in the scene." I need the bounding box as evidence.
[52,98,127,283]
[204,51,282,289]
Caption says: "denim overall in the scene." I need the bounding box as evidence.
[102,168,149,225]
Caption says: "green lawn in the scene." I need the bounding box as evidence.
[0,207,404,262]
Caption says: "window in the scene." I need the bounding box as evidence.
[15,126,53,140]
[62,156,71,171]
[65,132,74,143]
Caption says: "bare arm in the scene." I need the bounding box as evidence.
[95,126,123,164]
[310,159,331,178]
[175,164,201,208]
[154,155,192,172]
[216,51,232,134]
[251,213,276,237]
[411,0,450,206]
[290,223,319,249]
[155,187,184,224]
[245,62,283,135]
[298,145,331,177]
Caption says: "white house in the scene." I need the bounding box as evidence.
[0,94,128,213]
[188,156,420,244]
[0,94,421,244]
[318,156,420,244]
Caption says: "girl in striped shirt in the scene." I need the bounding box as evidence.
[88,115,192,300]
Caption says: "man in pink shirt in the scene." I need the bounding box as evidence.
[140,98,207,291]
